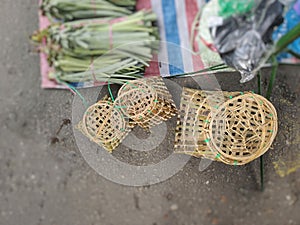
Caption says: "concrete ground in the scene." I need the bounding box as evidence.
[0,1,299,225]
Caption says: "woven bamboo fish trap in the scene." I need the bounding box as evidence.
[175,87,278,165]
[115,77,178,129]
[78,96,133,152]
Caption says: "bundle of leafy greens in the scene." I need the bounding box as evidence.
[32,10,159,84]
[41,0,136,21]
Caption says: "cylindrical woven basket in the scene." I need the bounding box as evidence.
[115,79,158,128]
[174,88,226,160]
[115,77,177,129]
[78,97,132,152]
[175,87,278,165]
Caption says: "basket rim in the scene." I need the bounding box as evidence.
[115,79,158,119]
[82,100,127,143]
[207,93,278,164]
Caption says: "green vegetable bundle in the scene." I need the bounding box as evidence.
[41,0,136,21]
[107,0,136,9]
[32,11,159,84]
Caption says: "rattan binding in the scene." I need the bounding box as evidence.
[175,87,278,165]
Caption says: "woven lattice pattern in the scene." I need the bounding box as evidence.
[78,77,177,152]
[175,87,278,165]
[78,96,133,152]
[115,77,177,129]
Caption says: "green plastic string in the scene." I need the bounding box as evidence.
[204,138,211,143]
[172,63,228,77]
[56,76,88,108]
[108,81,115,102]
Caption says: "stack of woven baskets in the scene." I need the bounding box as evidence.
[78,76,177,152]
[175,87,278,165]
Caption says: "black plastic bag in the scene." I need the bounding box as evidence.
[210,0,284,83]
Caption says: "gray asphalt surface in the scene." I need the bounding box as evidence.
[0,1,299,225]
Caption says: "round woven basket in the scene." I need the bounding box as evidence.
[115,80,158,126]
[115,77,177,129]
[80,99,130,152]
[204,92,278,165]
[175,88,278,165]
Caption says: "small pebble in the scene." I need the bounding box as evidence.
[286,194,297,206]
[170,204,178,211]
